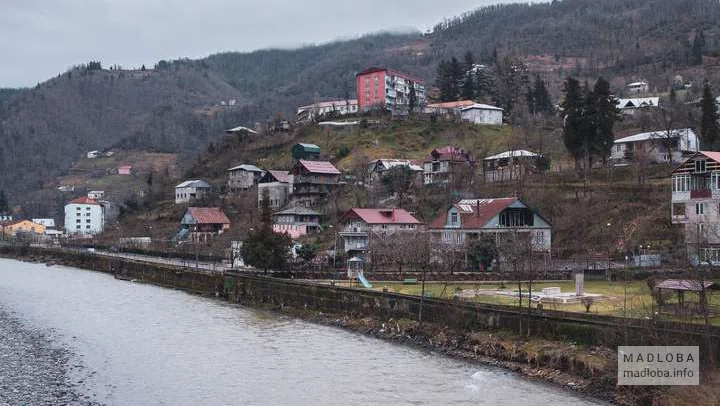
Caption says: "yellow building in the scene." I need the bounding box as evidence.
[1,220,46,236]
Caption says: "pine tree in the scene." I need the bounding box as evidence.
[691,30,705,66]
[560,77,585,166]
[700,82,720,150]
[533,75,554,115]
[589,77,621,164]
[448,57,464,101]
[435,60,454,102]
[0,190,8,213]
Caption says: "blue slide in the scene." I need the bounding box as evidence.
[357,273,373,288]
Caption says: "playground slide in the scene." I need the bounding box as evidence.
[357,273,373,288]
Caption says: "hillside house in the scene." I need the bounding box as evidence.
[424,100,476,114]
[117,165,133,175]
[258,170,292,209]
[227,164,265,192]
[338,208,421,259]
[460,104,504,125]
[180,207,231,242]
[87,190,105,199]
[428,198,552,262]
[289,160,341,207]
[626,81,649,94]
[612,128,699,164]
[86,150,101,159]
[272,207,322,238]
[483,150,546,183]
[616,97,659,115]
[423,146,474,185]
[175,180,212,204]
[64,197,104,235]
[368,159,423,183]
[291,143,321,161]
[356,67,426,115]
[1,220,46,237]
[669,151,720,263]
[297,100,358,122]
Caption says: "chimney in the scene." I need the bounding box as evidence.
[476,199,480,217]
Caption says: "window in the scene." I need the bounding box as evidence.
[76,225,81,229]
[450,212,458,224]
[695,159,707,173]
[86,225,91,229]
[712,172,720,191]
[86,219,91,223]
[76,207,81,211]
[672,203,686,217]
[672,175,690,192]
[536,231,544,242]
[76,219,81,223]
[616,145,621,152]
[696,202,706,215]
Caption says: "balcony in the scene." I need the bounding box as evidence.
[691,189,711,199]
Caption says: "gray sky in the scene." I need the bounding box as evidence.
[0,0,515,87]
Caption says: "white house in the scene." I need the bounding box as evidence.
[459,103,504,125]
[175,180,212,204]
[483,150,546,183]
[87,190,105,199]
[626,81,649,94]
[338,208,421,259]
[670,151,720,263]
[64,197,104,235]
[616,97,660,115]
[227,164,265,192]
[32,218,56,228]
[611,128,699,164]
[428,198,552,258]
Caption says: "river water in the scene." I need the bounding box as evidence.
[0,259,607,405]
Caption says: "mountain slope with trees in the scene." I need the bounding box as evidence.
[3,0,720,202]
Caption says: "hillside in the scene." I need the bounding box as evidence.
[4,0,720,203]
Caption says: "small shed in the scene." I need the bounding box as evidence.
[291,143,321,161]
[118,165,133,175]
[654,279,720,316]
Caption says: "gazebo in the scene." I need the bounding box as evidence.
[654,279,720,316]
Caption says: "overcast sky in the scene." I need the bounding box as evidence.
[0,0,519,87]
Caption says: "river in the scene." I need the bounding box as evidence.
[0,259,607,405]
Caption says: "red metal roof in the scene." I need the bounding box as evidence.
[187,207,230,224]
[426,100,476,109]
[268,170,290,183]
[68,197,101,205]
[293,160,341,175]
[342,208,420,225]
[700,151,720,163]
[428,198,518,229]
[425,145,471,163]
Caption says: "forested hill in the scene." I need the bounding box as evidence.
[3,0,720,200]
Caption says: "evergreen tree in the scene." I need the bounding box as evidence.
[580,81,597,166]
[240,190,291,273]
[589,77,621,163]
[532,74,554,115]
[435,60,454,102]
[0,190,7,213]
[408,81,418,115]
[474,68,493,99]
[700,82,720,150]
[448,57,464,101]
[560,77,585,165]
[691,30,705,66]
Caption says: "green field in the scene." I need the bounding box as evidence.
[331,279,720,325]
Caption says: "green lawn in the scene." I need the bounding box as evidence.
[331,279,720,325]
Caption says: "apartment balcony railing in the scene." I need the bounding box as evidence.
[691,189,712,199]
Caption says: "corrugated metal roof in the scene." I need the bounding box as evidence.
[295,143,321,152]
[342,208,420,225]
[428,198,518,229]
[225,126,258,134]
[294,160,341,175]
[68,197,100,206]
[655,279,718,291]
[274,207,321,216]
[614,128,695,144]
[371,159,423,172]
[227,164,264,172]
[264,170,290,183]
[459,103,504,112]
[176,180,211,188]
[484,150,541,160]
[425,100,476,109]
[187,207,230,224]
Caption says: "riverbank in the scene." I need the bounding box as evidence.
[4,248,714,405]
[0,310,100,406]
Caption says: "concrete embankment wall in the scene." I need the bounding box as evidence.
[5,246,719,361]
